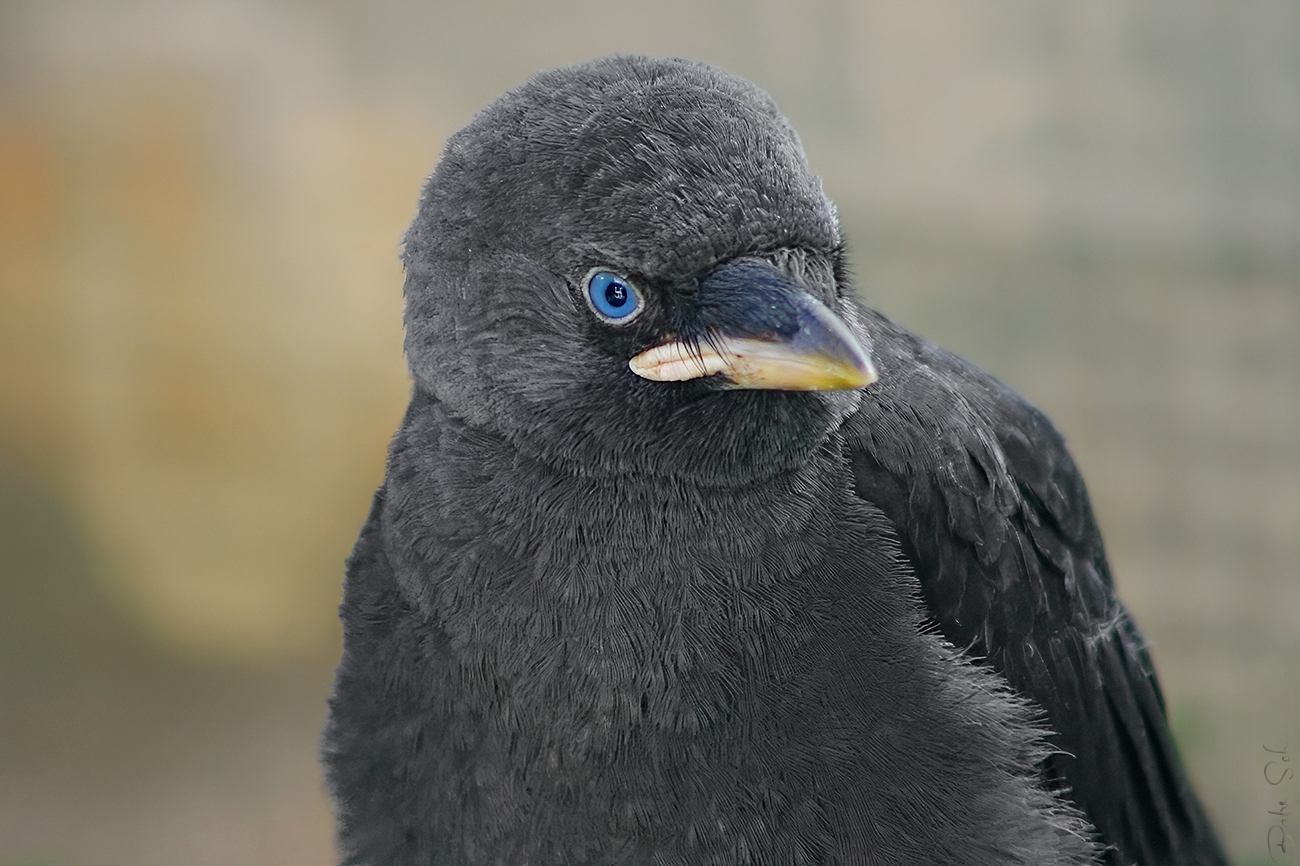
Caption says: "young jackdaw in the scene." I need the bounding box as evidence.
[324,55,1225,866]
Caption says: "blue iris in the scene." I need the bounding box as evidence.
[585,270,642,323]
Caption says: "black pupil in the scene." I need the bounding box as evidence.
[605,282,628,308]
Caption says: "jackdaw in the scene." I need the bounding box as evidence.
[323,55,1225,866]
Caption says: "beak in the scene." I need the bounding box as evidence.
[629,258,877,391]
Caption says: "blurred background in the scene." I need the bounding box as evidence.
[1,0,1296,863]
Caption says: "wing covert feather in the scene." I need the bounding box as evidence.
[845,306,1227,866]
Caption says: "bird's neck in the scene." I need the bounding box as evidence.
[385,389,854,592]
[380,391,868,739]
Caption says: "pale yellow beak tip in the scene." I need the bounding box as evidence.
[629,338,878,393]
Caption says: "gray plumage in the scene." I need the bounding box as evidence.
[324,55,1223,865]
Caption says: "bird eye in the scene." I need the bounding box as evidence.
[584,269,643,323]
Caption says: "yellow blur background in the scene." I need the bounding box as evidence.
[1,1,1296,864]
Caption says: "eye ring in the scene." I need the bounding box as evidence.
[583,268,644,324]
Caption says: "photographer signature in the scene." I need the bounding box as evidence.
[1266,744,1295,865]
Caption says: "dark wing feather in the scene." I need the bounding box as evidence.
[844,305,1228,866]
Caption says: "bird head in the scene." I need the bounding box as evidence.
[401,55,876,482]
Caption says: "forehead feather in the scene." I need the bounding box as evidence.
[425,56,839,278]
